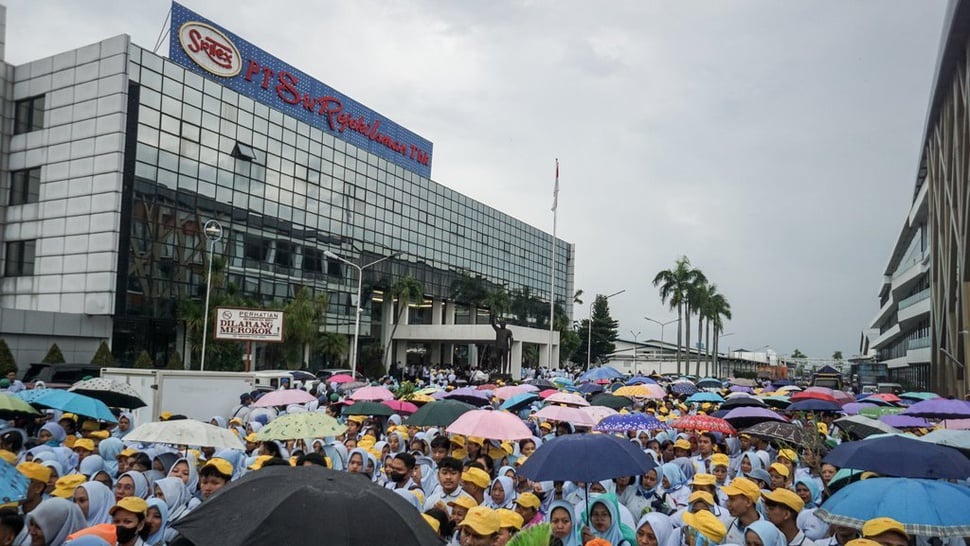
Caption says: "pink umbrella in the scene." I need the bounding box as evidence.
[327,374,355,384]
[544,392,590,407]
[518,384,540,393]
[253,389,316,408]
[350,386,395,401]
[446,410,533,440]
[580,405,618,423]
[382,400,419,415]
[493,385,529,401]
[535,405,597,427]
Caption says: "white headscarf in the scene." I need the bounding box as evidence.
[153,476,192,521]
[26,498,86,546]
[77,481,114,526]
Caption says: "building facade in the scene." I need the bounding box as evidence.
[0,4,574,373]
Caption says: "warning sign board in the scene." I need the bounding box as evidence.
[214,307,284,342]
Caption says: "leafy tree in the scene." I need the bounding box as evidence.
[383,276,424,372]
[559,328,582,366]
[166,352,183,370]
[832,350,843,361]
[450,271,490,309]
[317,332,349,368]
[702,284,731,376]
[357,342,384,380]
[133,351,154,369]
[574,294,619,369]
[791,349,807,359]
[691,282,711,377]
[42,343,65,364]
[0,339,16,376]
[283,287,329,369]
[90,341,114,367]
[483,286,511,318]
[653,256,705,375]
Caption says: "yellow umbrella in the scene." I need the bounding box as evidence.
[614,385,666,399]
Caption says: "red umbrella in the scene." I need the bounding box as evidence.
[864,393,901,403]
[670,414,737,435]
[539,389,559,399]
[477,384,498,391]
[382,400,419,415]
[790,388,837,402]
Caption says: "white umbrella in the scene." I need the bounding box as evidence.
[125,419,244,450]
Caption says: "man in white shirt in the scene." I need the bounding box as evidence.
[722,476,764,545]
[424,457,472,513]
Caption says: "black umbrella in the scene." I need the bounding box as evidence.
[342,401,393,417]
[529,379,557,389]
[721,397,768,410]
[172,466,440,546]
[823,435,970,479]
[589,393,633,410]
[404,399,476,427]
[68,378,147,409]
[742,421,805,446]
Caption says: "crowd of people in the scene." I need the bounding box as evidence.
[0,368,962,546]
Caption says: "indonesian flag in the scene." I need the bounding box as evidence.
[552,159,559,212]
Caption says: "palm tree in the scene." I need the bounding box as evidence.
[384,276,425,371]
[691,282,711,377]
[709,289,731,376]
[316,332,349,367]
[283,287,329,368]
[653,257,706,375]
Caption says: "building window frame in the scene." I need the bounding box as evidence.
[4,240,36,277]
[8,167,41,205]
[14,95,45,135]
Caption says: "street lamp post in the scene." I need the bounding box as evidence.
[718,332,735,377]
[630,330,641,375]
[587,289,625,370]
[324,250,402,380]
[200,219,223,372]
[644,316,679,370]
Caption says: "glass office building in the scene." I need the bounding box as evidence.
[0,5,574,370]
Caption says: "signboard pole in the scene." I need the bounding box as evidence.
[245,341,252,372]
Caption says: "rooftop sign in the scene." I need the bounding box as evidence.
[169,2,433,178]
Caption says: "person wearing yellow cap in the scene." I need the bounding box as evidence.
[862,517,909,546]
[495,508,523,546]
[768,462,791,491]
[457,506,501,546]
[199,458,233,500]
[17,462,52,515]
[51,474,87,499]
[110,496,148,546]
[73,438,96,462]
[710,453,731,490]
[682,509,727,546]
[763,488,808,545]
[447,496,478,530]
[681,474,732,528]
[460,467,490,506]
[722,476,764,544]
[511,492,542,528]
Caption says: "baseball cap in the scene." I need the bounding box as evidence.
[682,509,727,543]
[721,476,760,502]
[0,450,17,465]
[422,513,441,534]
[17,462,51,484]
[73,439,95,452]
[688,490,715,507]
[763,488,804,513]
[244,433,258,443]
[710,453,730,468]
[462,468,490,489]
[769,462,790,478]
[119,448,138,458]
[777,448,799,463]
[862,518,908,541]
[690,473,716,486]
[468,436,485,446]
[247,455,273,470]
[847,540,883,546]
[347,415,366,424]
[674,439,692,451]
[450,435,466,447]
[88,430,109,440]
[459,506,501,535]
[448,496,478,511]
[514,492,541,509]
[203,458,234,477]
[110,496,148,516]
[51,474,87,498]
[497,508,524,530]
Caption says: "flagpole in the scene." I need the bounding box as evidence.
[548,159,559,369]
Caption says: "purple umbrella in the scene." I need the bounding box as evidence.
[880,415,931,428]
[443,388,491,406]
[594,413,669,433]
[729,385,753,393]
[901,399,970,420]
[841,402,878,415]
[722,407,788,428]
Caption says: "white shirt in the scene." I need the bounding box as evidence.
[423,484,472,513]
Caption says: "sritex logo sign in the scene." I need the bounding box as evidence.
[178,21,241,78]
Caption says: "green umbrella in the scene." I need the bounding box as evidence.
[0,393,40,420]
[859,406,904,418]
[760,396,792,409]
[900,392,939,401]
[342,401,393,417]
[255,412,347,441]
[404,399,476,427]
[589,393,633,410]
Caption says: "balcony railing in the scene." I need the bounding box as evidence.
[907,337,930,350]
[898,289,930,310]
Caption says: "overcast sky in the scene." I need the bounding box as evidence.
[5,1,950,358]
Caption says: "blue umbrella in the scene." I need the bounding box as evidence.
[817,478,970,538]
[578,383,604,395]
[686,392,725,404]
[695,377,722,389]
[578,366,623,383]
[518,433,657,483]
[823,435,970,479]
[594,413,669,433]
[499,393,539,411]
[670,382,698,395]
[626,376,658,385]
[15,390,51,404]
[0,458,29,503]
[551,377,575,387]
[787,399,844,412]
[28,389,117,422]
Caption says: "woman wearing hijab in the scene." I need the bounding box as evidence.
[387,431,406,455]
[151,453,179,476]
[152,476,192,523]
[38,423,66,447]
[113,471,150,502]
[626,468,675,517]
[208,416,227,429]
[547,500,582,546]
[659,463,690,509]
[167,457,199,497]
[580,493,635,546]
[25,497,86,546]
[78,455,106,479]
[74,481,115,527]
[143,497,169,546]
[746,519,788,546]
[485,476,517,509]
[794,476,827,541]
[346,448,376,479]
[112,413,133,439]
[97,438,124,479]
[635,512,679,546]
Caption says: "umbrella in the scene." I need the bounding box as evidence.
[834,415,901,440]
[349,386,395,402]
[816,478,970,538]
[404,399,476,427]
[775,385,802,392]
[255,412,346,441]
[326,374,355,384]
[518,384,540,392]
[863,393,901,403]
[0,459,29,504]
[342,401,394,417]
[722,407,787,428]
[721,397,768,410]
[919,429,970,453]
[446,410,533,440]
[577,366,623,382]
[518,433,657,483]
[578,383,604,395]
[695,378,722,389]
[528,379,556,389]
[786,399,844,413]
[841,402,878,416]
[594,413,669,433]
[173,466,440,546]
[859,406,904,419]
[14,389,53,404]
[589,393,634,410]
[626,376,657,385]
[669,414,736,435]
[940,418,970,429]
[382,400,418,415]
[551,377,574,387]
[538,389,559,399]
[686,392,725,404]
[124,419,244,449]
[901,398,970,420]
[760,396,792,409]
[899,391,940,401]
[477,384,498,391]
[535,406,597,427]
[879,415,930,429]
[493,385,529,400]
[68,377,147,409]
[337,381,367,392]
[728,378,757,387]
[499,393,540,411]
[544,392,589,407]
[614,385,666,399]
[790,388,837,402]
[824,435,970,479]
[742,421,805,446]
[443,388,491,406]
[670,382,699,395]
[28,389,117,422]
[0,393,40,420]
[579,405,618,423]
[253,389,317,408]
[728,385,754,393]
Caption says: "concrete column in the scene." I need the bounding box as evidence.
[469,344,479,369]
[395,340,408,367]
[432,299,444,325]
[538,344,550,371]
[552,344,560,369]
[510,340,523,380]
[445,302,456,324]
[444,343,454,366]
[430,343,442,366]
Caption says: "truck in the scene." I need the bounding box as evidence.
[811,365,844,391]
[100,368,258,427]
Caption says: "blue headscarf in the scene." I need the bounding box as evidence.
[660,463,687,492]
[97,437,123,478]
[794,475,821,508]
[741,451,765,476]
[546,500,582,546]
[144,497,169,546]
[636,468,662,498]
[582,493,635,546]
[747,520,788,546]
